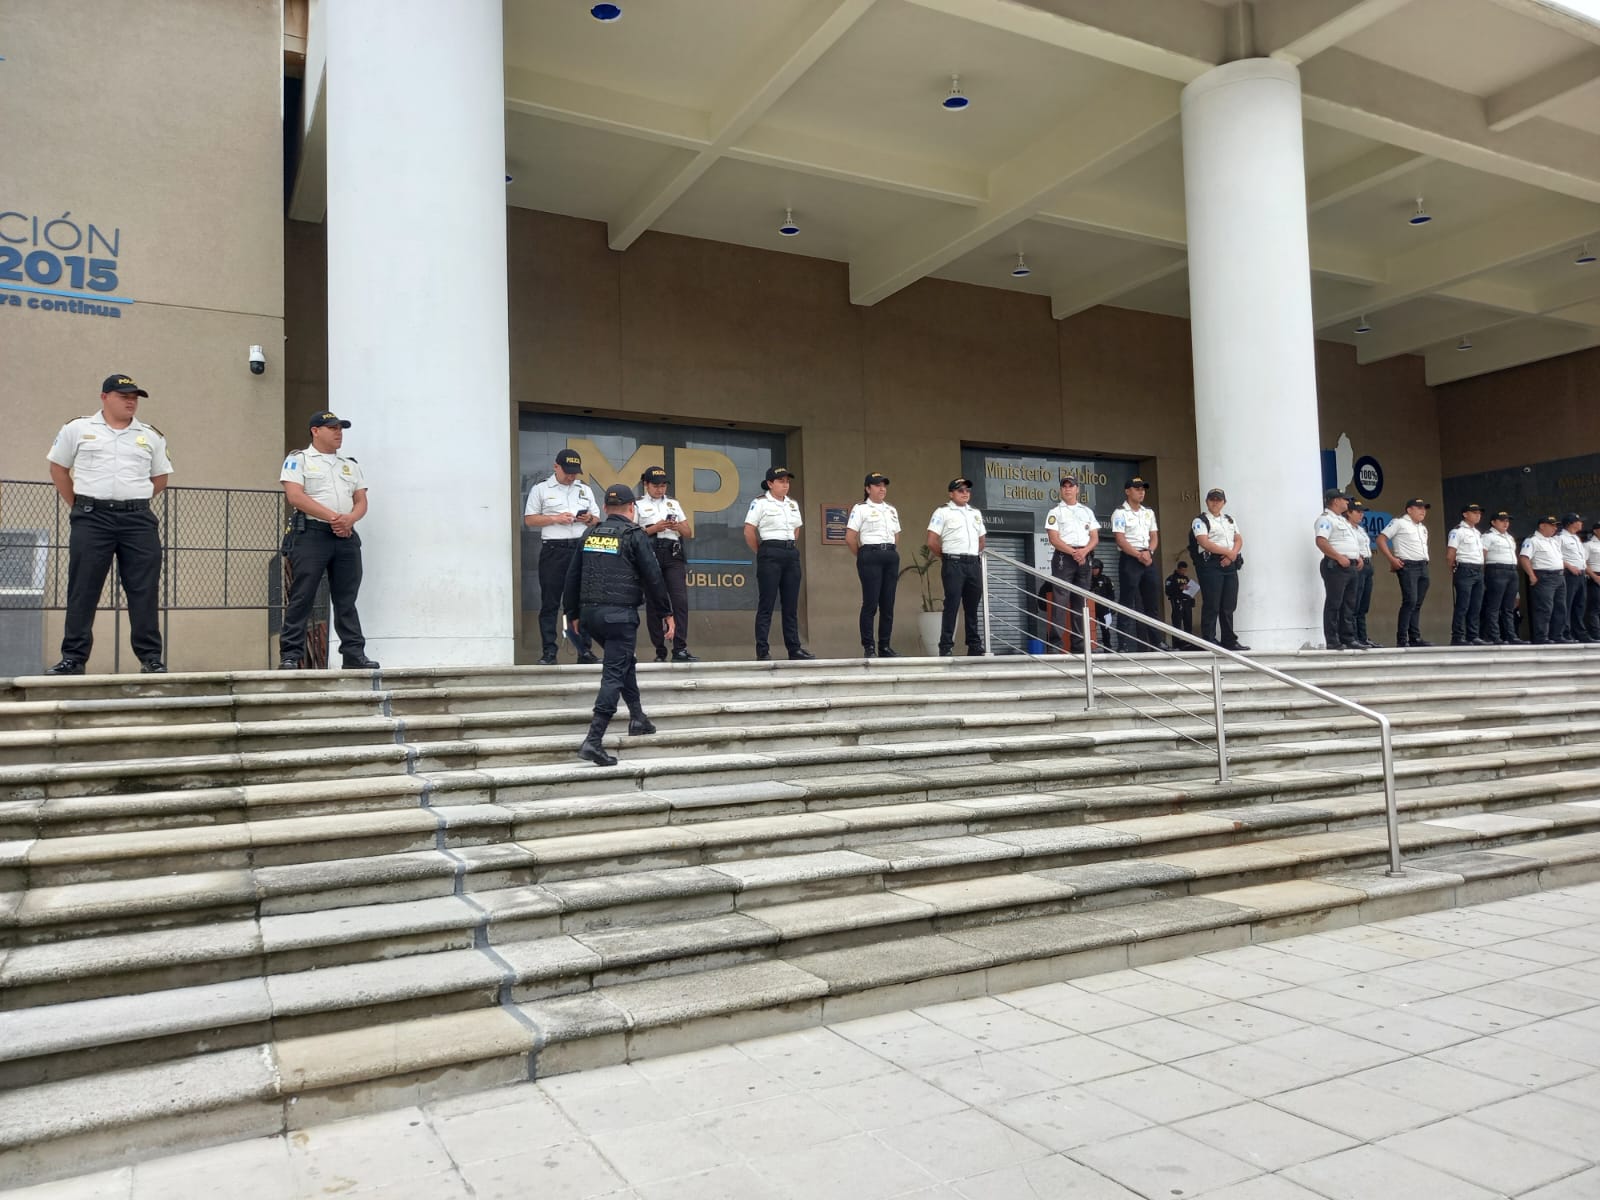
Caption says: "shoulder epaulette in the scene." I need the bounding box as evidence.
[346,456,359,463]
[145,423,165,437]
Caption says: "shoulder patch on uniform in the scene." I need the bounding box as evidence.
[1046,515,1057,526]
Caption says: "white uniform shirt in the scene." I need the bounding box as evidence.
[1521,533,1563,571]
[47,412,173,500]
[1586,538,1600,574]
[1558,529,1586,570]
[847,500,900,546]
[280,447,365,515]
[1315,509,1361,557]
[1381,516,1430,562]
[635,494,687,541]
[1352,522,1372,559]
[1481,528,1518,566]
[1111,503,1158,551]
[1046,501,1097,548]
[525,475,598,541]
[1448,521,1485,566]
[746,493,803,541]
[1193,512,1238,553]
[928,503,986,555]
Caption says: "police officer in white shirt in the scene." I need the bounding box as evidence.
[45,373,173,674]
[927,477,987,656]
[1045,475,1098,653]
[1314,490,1365,651]
[744,466,813,661]
[1558,513,1588,644]
[1520,515,1566,643]
[635,465,697,663]
[1480,510,1523,645]
[278,411,380,671]
[1447,503,1488,646]
[524,448,600,665]
[1111,476,1161,652]
[1347,501,1379,649]
[1585,519,1600,643]
[1378,498,1433,647]
[846,472,901,658]
[1192,487,1248,651]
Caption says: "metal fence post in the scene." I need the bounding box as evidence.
[1081,607,1096,711]
[1211,656,1229,783]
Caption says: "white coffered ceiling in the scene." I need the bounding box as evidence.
[290,0,1600,384]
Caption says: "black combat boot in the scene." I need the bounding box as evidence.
[576,714,617,766]
[627,712,657,736]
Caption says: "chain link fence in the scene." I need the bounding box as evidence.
[0,481,327,671]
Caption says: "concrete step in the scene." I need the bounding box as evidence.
[6,709,1599,894]
[3,682,1598,807]
[3,670,1598,767]
[7,642,1599,705]
[2,829,1597,1189]
[6,761,1599,1010]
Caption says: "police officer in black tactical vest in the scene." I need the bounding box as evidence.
[563,483,673,766]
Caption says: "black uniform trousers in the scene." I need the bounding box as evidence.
[1396,560,1430,644]
[1320,559,1359,647]
[1353,560,1375,643]
[582,604,643,721]
[61,499,163,664]
[1565,571,1588,640]
[1451,564,1484,642]
[939,554,984,654]
[1588,578,1600,641]
[280,523,366,663]
[644,541,689,656]
[755,541,802,657]
[1117,554,1161,652]
[1195,557,1240,648]
[856,544,899,651]
[1530,569,1565,643]
[1481,565,1519,642]
[539,541,592,658]
[1049,552,1092,652]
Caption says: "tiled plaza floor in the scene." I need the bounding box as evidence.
[10,883,1600,1200]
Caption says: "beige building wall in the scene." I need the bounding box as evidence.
[1436,346,1600,479]
[0,0,286,674]
[289,208,1455,658]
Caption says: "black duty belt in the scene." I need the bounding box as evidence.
[76,497,148,510]
[943,553,979,561]
[759,539,797,547]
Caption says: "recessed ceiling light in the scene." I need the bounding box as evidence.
[1010,252,1031,278]
[1456,335,1473,351]
[1409,197,1432,226]
[1577,243,1597,265]
[590,4,622,20]
[942,74,969,111]
[1354,315,1372,334]
[778,207,800,237]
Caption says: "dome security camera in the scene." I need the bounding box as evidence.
[249,345,266,376]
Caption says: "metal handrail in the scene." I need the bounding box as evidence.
[980,548,1404,876]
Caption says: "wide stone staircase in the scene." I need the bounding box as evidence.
[3,647,1600,1185]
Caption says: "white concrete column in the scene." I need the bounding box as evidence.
[1182,59,1323,651]
[324,0,512,667]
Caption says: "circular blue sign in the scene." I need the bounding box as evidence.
[1352,455,1384,500]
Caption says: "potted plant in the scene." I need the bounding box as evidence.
[899,545,945,656]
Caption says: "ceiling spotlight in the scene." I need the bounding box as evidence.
[590,3,622,20]
[1577,243,1597,265]
[942,74,969,111]
[1456,335,1473,351]
[778,207,800,237]
[1353,315,1372,334]
[1408,197,1432,226]
[1010,252,1031,278]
